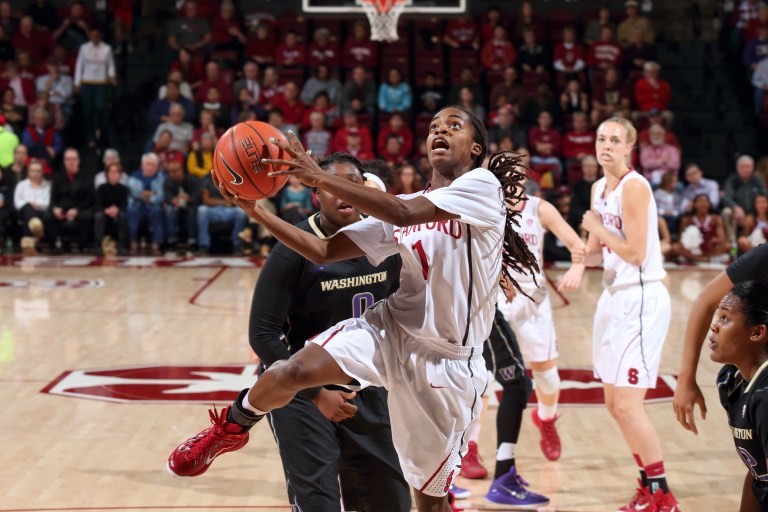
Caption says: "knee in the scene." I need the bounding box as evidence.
[533,367,560,396]
[272,358,315,391]
[610,399,640,424]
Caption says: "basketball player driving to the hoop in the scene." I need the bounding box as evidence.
[581,118,680,512]
[167,106,539,512]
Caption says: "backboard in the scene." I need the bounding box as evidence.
[302,0,466,14]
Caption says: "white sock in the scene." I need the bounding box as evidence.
[537,403,558,420]
[242,395,268,416]
[470,420,482,443]
[496,442,516,461]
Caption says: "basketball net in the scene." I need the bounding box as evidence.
[359,0,407,42]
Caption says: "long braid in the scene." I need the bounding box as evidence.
[487,151,540,295]
[446,105,539,295]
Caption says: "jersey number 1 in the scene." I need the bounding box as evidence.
[412,240,429,280]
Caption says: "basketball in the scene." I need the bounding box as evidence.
[212,121,290,200]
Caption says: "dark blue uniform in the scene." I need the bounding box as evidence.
[249,212,410,512]
[718,363,768,510]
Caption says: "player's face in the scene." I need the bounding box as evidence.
[317,162,364,229]
[427,108,481,171]
[709,294,758,364]
[595,122,632,168]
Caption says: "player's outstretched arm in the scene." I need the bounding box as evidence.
[213,172,365,265]
[265,131,459,227]
[538,199,586,291]
[582,179,649,267]
[673,270,732,434]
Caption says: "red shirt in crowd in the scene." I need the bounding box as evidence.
[306,41,340,68]
[275,43,306,67]
[11,28,53,63]
[528,126,562,157]
[195,79,233,106]
[586,41,623,69]
[444,19,479,47]
[563,129,596,159]
[342,38,378,69]
[634,77,671,112]
[170,59,205,87]
[210,15,243,46]
[638,127,681,150]
[377,126,413,158]
[480,39,517,70]
[553,42,586,71]
[245,33,277,66]
[271,94,307,126]
[333,126,373,154]
[259,84,285,108]
[592,80,631,108]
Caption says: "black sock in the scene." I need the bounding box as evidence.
[495,459,515,478]
[494,381,527,479]
[647,475,669,494]
[639,468,648,488]
[226,388,264,432]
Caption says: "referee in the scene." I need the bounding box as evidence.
[249,153,410,512]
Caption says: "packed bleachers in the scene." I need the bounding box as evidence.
[0,0,765,263]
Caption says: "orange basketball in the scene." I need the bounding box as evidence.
[212,121,290,200]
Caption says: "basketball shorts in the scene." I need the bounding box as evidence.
[592,281,671,388]
[307,301,487,497]
[497,285,558,364]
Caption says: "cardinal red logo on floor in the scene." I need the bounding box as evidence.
[41,364,261,403]
[42,365,675,405]
[490,368,677,407]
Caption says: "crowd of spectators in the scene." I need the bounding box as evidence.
[0,0,765,264]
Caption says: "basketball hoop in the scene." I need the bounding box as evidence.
[359,0,407,42]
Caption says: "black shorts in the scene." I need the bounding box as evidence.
[483,308,533,398]
[267,386,411,512]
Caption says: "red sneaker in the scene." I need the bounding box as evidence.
[447,491,464,512]
[167,406,249,478]
[652,489,681,512]
[532,409,561,461]
[460,441,488,479]
[616,481,655,512]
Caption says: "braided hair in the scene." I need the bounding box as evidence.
[449,105,540,294]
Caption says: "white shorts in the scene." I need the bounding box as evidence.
[497,286,558,364]
[592,281,671,388]
[307,301,487,496]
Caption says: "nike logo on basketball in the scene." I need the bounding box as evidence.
[218,152,244,185]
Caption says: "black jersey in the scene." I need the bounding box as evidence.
[718,362,768,509]
[726,243,768,285]
[249,212,401,368]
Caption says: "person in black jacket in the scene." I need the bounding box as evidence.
[162,158,199,249]
[94,162,128,255]
[247,153,410,511]
[50,148,93,251]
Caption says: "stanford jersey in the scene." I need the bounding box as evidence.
[718,362,768,508]
[510,197,545,285]
[341,168,505,348]
[593,171,666,289]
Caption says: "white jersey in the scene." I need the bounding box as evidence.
[341,168,505,350]
[509,196,545,285]
[593,171,666,289]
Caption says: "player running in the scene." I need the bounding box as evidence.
[168,106,540,512]
[581,117,680,512]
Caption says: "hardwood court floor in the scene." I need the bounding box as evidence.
[0,258,744,511]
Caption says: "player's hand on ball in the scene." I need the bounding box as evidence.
[212,170,265,218]
[581,209,602,233]
[313,389,358,422]
[263,131,325,188]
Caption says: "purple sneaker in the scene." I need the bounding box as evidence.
[448,482,471,500]
[485,467,549,508]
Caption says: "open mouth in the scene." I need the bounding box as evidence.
[431,137,450,154]
[337,202,354,214]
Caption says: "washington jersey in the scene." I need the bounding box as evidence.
[592,171,666,289]
[718,362,768,508]
[509,196,545,285]
[341,168,505,349]
[251,212,401,361]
